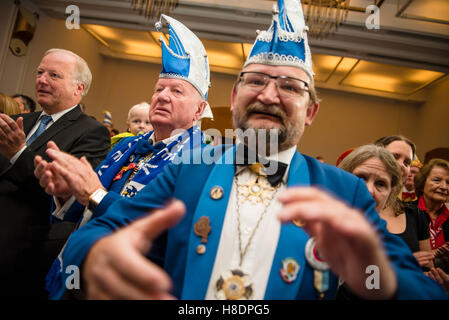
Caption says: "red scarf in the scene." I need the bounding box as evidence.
[418,196,449,249]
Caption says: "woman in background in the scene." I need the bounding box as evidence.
[339,144,432,267]
[414,158,449,294]
[374,135,434,267]
[375,135,415,184]
[414,159,449,251]
[0,93,21,116]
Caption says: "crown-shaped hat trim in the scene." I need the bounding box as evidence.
[156,14,213,119]
[244,0,314,82]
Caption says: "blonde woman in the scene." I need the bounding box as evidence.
[0,93,21,116]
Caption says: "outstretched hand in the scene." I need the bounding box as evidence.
[83,200,186,299]
[277,187,397,299]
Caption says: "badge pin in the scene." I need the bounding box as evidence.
[305,237,329,271]
[280,257,300,283]
[210,186,224,200]
[196,244,206,255]
[305,238,330,299]
[194,216,211,243]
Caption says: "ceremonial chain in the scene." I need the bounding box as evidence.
[234,174,280,266]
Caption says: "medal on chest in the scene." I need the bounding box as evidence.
[214,173,280,300]
[215,269,254,300]
[236,175,275,205]
[305,237,330,300]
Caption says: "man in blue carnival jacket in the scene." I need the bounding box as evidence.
[52,0,447,299]
[34,15,213,297]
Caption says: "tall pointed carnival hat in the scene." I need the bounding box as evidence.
[155,14,213,119]
[244,0,314,83]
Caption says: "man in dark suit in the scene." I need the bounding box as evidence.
[0,48,110,298]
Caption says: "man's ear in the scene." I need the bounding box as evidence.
[230,86,237,112]
[305,102,319,126]
[193,100,207,121]
[74,82,86,97]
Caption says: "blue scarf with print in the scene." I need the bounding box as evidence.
[96,126,203,196]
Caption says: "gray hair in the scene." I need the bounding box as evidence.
[339,144,403,211]
[44,48,92,96]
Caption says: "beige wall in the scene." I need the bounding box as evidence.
[1,13,105,120]
[414,76,449,161]
[92,58,159,128]
[301,88,421,165]
[19,15,104,116]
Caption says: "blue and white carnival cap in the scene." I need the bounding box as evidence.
[244,0,314,83]
[156,14,213,120]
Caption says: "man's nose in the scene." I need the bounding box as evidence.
[156,88,171,101]
[256,80,281,105]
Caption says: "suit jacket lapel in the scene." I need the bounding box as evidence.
[28,106,82,149]
[181,146,236,299]
[264,151,312,299]
[22,112,42,135]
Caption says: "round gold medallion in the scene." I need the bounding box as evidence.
[215,269,254,300]
[222,275,245,300]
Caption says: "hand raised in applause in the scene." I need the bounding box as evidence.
[34,141,72,200]
[83,200,185,299]
[0,114,26,159]
[426,268,449,294]
[35,141,104,206]
[413,251,435,268]
[277,187,397,300]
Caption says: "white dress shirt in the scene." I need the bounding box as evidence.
[10,105,78,164]
[205,145,296,300]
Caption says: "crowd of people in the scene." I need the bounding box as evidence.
[0,0,448,300]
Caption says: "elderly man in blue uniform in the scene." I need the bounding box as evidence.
[55,0,446,299]
[34,15,212,297]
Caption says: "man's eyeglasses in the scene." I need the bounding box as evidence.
[239,72,310,97]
